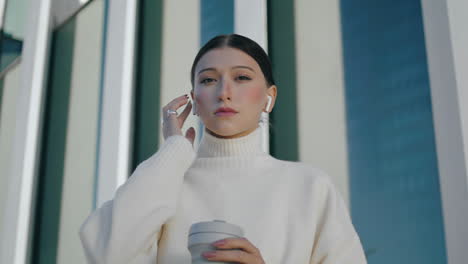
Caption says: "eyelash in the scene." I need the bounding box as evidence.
[200,78,215,84]
[236,75,251,81]
[199,75,251,84]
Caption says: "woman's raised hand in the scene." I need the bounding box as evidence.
[162,94,196,145]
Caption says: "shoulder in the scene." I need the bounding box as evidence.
[265,155,335,189]
[266,157,346,218]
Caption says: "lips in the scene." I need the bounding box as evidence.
[214,107,238,114]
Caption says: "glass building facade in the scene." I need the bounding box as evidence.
[340,0,446,262]
[0,0,467,263]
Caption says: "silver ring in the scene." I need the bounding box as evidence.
[166,109,177,117]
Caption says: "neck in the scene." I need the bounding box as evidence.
[196,126,264,158]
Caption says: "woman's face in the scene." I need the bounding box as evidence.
[191,47,276,138]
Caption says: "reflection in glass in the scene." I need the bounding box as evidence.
[0,0,30,72]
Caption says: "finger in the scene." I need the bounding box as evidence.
[212,238,260,255]
[202,249,256,264]
[178,100,192,125]
[166,94,188,110]
[185,127,195,145]
[162,96,188,122]
[165,94,189,111]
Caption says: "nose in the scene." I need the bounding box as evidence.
[217,77,232,102]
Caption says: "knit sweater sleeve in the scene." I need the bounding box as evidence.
[309,176,367,264]
[79,135,195,264]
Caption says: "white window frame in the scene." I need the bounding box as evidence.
[0,0,53,263]
[421,0,468,263]
[94,0,138,208]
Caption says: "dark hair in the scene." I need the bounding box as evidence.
[190,34,275,88]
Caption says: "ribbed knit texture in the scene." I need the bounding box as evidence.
[196,127,264,157]
[192,127,271,170]
[80,127,367,264]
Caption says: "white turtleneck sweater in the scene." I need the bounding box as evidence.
[79,127,367,264]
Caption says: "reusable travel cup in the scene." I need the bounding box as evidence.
[188,220,244,264]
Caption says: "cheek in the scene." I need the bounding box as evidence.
[195,90,211,107]
[242,87,264,104]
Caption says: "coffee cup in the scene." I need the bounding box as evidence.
[188,220,244,264]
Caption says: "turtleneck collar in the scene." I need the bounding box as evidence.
[196,126,265,158]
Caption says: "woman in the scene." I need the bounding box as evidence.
[80,34,367,264]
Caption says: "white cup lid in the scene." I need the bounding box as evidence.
[189,220,244,237]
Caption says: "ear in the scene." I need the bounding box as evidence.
[264,85,277,113]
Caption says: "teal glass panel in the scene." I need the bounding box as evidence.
[200,0,234,46]
[266,0,298,160]
[132,0,164,170]
[0,0,30,72]
[340,0,447,263]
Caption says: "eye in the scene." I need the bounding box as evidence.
[200,78,216,84]
[236,75,252,81]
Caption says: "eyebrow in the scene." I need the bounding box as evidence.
[197,66,255,75]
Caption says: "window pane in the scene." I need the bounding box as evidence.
[340,0,447,262]
[0,0,30,71]
[32,1,105,263]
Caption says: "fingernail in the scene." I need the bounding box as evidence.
[202,251,216,258]
[212,239,226,246]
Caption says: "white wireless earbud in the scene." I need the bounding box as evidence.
[192,100,197,115]
[265,96,272,112]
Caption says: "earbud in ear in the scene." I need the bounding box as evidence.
[265,96,272,112]
[192,100,197,115]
